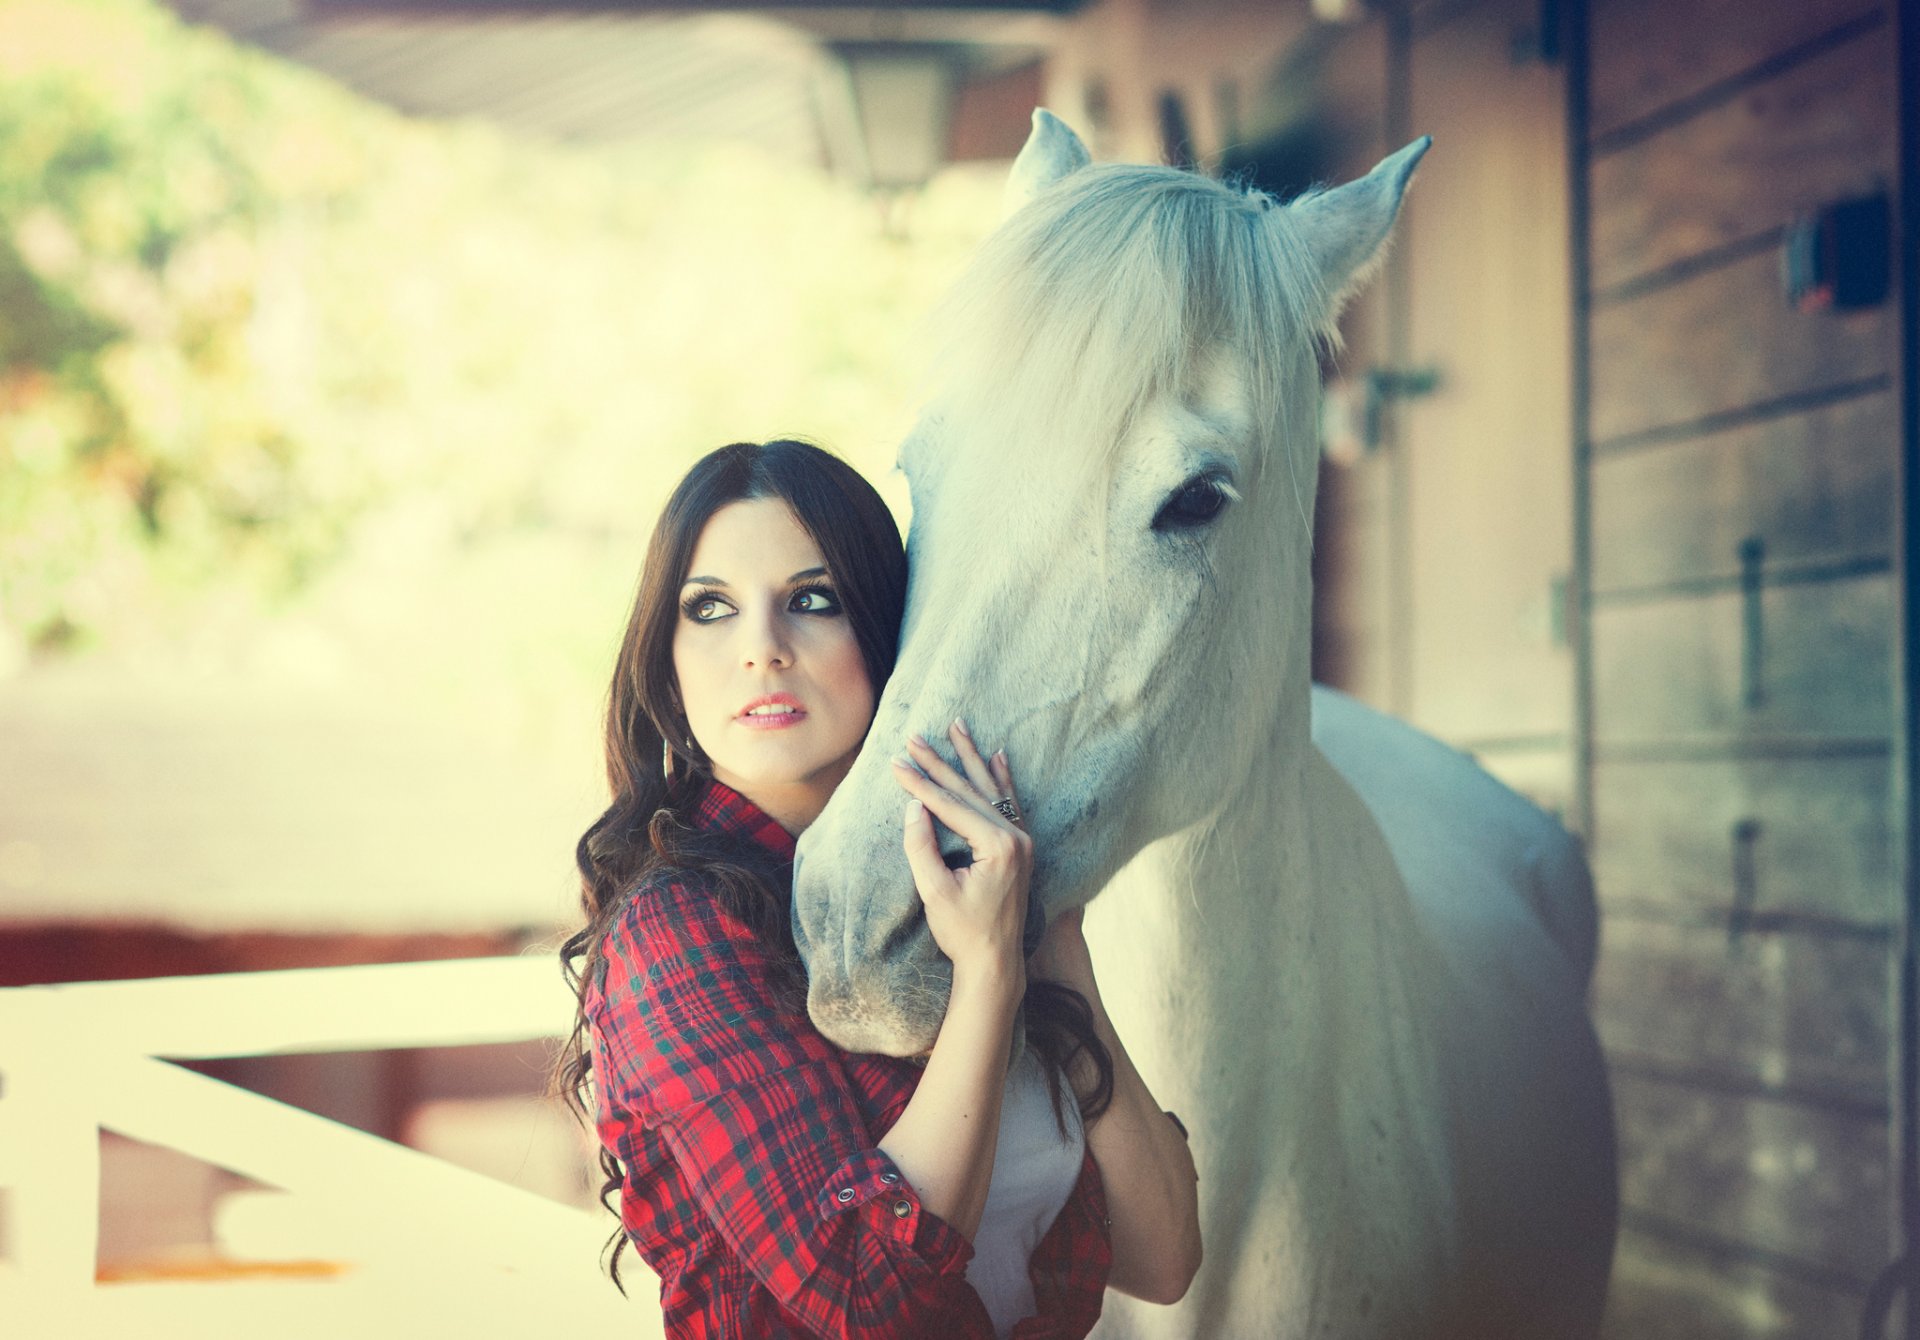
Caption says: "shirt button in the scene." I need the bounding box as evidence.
[835,1188,855,1203]
[880,1171,899,1184]
[891,1199,912,1218]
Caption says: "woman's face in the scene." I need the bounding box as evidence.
[671,498,877,831]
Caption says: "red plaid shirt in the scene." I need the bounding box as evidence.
[586,778,1112,1339]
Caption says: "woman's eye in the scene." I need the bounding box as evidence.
[1152,475,1232,532]
[791,586,842,614]
[683,594,731,622]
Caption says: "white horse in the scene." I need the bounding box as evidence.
[792,111,1616,1339]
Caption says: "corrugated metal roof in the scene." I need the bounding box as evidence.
[165,1,1065,164]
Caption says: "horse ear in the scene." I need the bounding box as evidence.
[1281,136,1432,329]
[1003,108,1091,218]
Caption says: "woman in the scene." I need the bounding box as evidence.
[558,440,1201,1339]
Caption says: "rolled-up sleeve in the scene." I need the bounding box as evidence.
[589,876,991,1339]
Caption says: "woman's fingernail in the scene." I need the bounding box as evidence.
[995,749,1007,764]
[908,732,928,747]
[892,754,913,769]
[952,717,970,737]
[905,799,923,819]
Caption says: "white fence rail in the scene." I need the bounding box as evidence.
[0,957,657,1338]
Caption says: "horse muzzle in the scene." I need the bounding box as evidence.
[804,956,949,1057]
[791,847,951,1055]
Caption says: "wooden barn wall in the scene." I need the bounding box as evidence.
[1042,0,1910,1332]
[1575,0,1905,1335]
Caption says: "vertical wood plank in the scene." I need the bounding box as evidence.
[0,1004,101,1292]
[1887,0,1920,1328]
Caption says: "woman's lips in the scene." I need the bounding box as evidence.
[737,695,806,730]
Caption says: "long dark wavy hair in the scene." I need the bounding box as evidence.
[557,439,1114,1289]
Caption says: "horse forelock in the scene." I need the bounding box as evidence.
[921,163,1329,514]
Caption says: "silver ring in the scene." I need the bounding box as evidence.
[992,796,1022,824]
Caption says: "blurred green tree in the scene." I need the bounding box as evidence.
[0,0,999,729]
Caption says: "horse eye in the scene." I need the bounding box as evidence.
[1152,475,1231,533]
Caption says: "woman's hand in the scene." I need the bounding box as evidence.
[879,720,1031,1242]
[891,719,1031,988]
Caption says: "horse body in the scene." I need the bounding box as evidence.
[1084,714,1462,1338]
[792,111,1616,1338]
[1086,684,1615,1337]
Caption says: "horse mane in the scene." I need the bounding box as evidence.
[920,164,1331,514]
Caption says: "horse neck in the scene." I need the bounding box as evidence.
[1138,714,1456,1213]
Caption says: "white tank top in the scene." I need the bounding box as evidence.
[965,1045,1087,1339]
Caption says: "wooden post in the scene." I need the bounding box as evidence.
[0,996,100,1296]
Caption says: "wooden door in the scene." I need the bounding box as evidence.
[1310,0,1576,821]
[1574,0,1906,1333]
[1402,0,1576,816]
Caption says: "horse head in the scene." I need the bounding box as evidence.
[793,112,1428,1055]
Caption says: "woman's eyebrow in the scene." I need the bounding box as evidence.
[681,566,825,589]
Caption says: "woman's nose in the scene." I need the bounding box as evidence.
[740,608,793,668]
